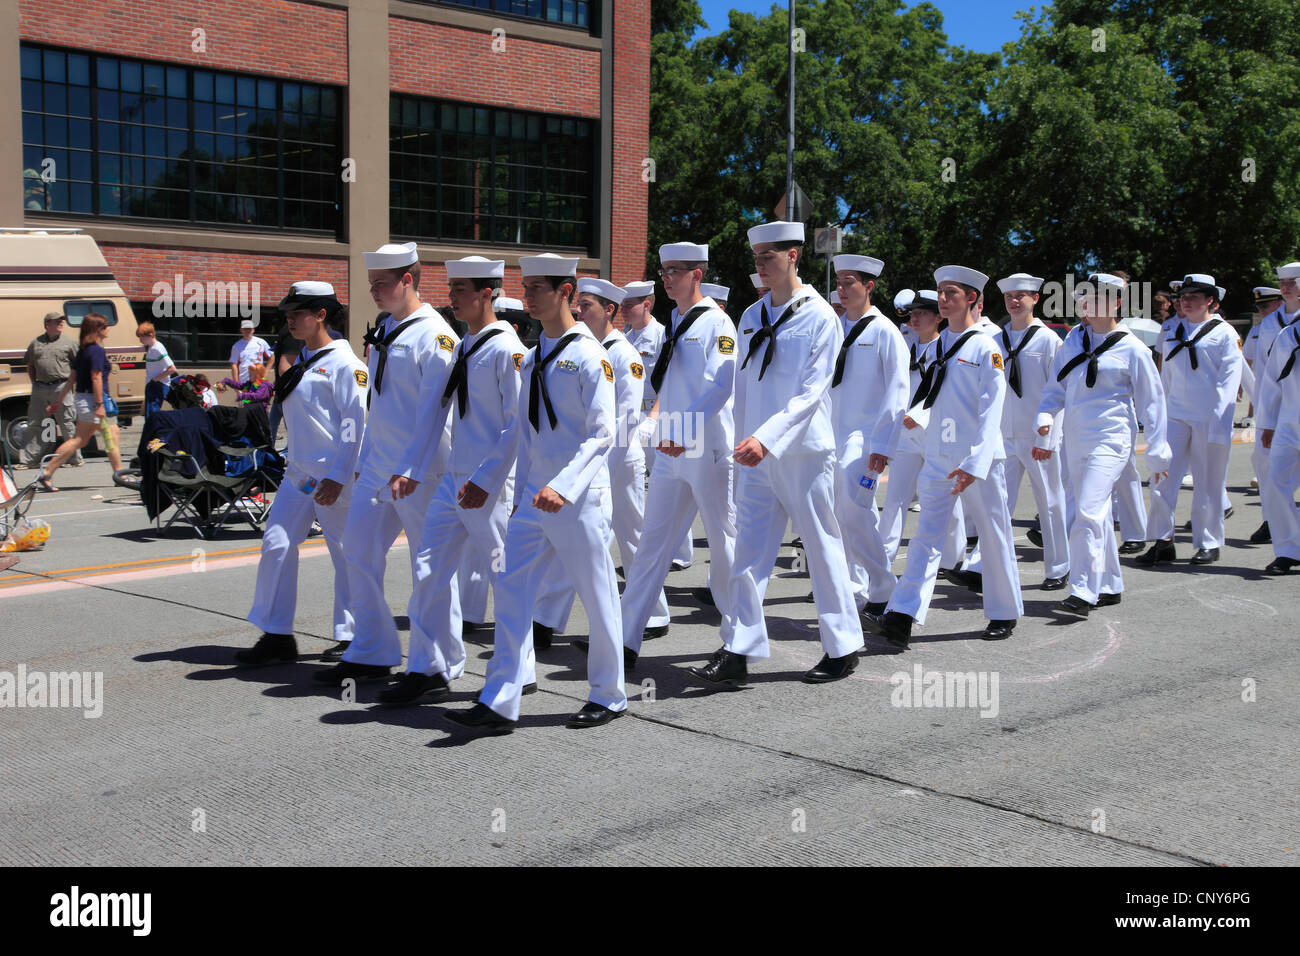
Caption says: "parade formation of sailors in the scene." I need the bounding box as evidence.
[231,231,1299,735]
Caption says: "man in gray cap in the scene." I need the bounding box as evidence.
[21,312,81,466]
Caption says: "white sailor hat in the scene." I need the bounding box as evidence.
[659,242,708,262]
[623,281,655,298]
[446,256,504,280]
[750,273,766,289]
[493,297,525,312]
[1276,261,1300,280]
[577,278,626,303]
[240,318,258,328]
[829,291,841,305]
[1178,273,1218,297]
[934,265,989,290]
[1074,272,1126,299]
[1254,286,1283,302]
[748,221,804,246]
[911,290,940,312]
[997,273,1044,294]
[519,253,579,278]
[701,283,729,302]
[893,289,916,313]
[1216,286,1226,302]
[833,254,884,277]
[1168,278,1184,291]
[364,241,419,270]
[277,280,339,312]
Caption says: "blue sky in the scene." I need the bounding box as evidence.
[695,1,1040,53]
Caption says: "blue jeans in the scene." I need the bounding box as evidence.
[144,379,168,419]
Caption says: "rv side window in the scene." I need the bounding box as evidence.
[63,300,119,326]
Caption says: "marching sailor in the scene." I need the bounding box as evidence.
[1248,263,1300,546]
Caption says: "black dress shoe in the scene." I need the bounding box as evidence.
[443,702,515,735]
[532,622,554,650]
[566,701,623,728]
[687,649,748,686]
[319,641,350,662]
[966,535,979,549]
[462,620,484,639]
[1224,506,1234,520]
[937,565,962,582]
[1118,540,1146,555]
[572,640,638,671]
[981,619,1016,641]
[1058,595,1092,618]
[1265,556,1300,575]
[1250,522,1271,545]
[693,586,716,607]
[1189,547,1220,565]
[882,611,913,650]
[669,560,691,572]
[802,653,859,684]
[311,661,392,686]
[1026,526,1044,547]
[1041,576,1067,591]
[377,672,450,705]
[947,568,983,593]
[234,633,297,666]
[864,601,887,616]
[1136,540,1176,565]
[1181,519,1193,532]
[643,624,669,640]
[1095,592,1122,607]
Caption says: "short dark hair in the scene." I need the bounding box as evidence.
[537,275,575,302]
[469,277,503,294]
[385,261,421,290]
[581,291,618,312]
[771,241,804,253]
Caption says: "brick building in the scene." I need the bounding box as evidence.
[2,0,650,365]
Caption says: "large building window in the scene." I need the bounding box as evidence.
[391,95,597,252]
[428,0,593,29]
[20,45,343,235]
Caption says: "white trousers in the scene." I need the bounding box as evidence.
[833,446,896,606]
[1064,442,1126,603]
[341,474,461,670]
[621,451,736,651]
[458,548,490,625]
[1003,436,1070,579]
[1112,447,1148,542]
[647,446,694,566]
[1254,436,1292,532]
[1148,418,1230,549]
[248,464,355,642]
[480,485,626,721]
[887,458,1023,625]
[1266,426,1300,560]
[879,449,966,570]
[723,451,862,659]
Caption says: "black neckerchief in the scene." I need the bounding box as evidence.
[1277,326,1300,381]
[831,313,877,388]
[1000,323,1042,398]
[910,329,980,410]
[373,314,428,395]
[650,305,708,394]
[741,296,807,380]
[273,345,334,403]
[441,327,506,418]
[528,332,584,431]
[1164,318,1222,371]
[1057,329,1128,388]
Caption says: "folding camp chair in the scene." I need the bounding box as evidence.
[1,465,37,543]
[153,446,263,539]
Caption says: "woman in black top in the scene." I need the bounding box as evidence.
[36,313,123,491]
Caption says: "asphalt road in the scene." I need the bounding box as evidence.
[1,414,1295,866]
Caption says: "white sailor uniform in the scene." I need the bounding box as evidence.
[885,325,1023,626]
[248,340,368,642]
[342,304,464,677]
[1257,322,1300,560]
[1147,315,1243,550]
[830,305,908,607]
[1254,303,1300,531]
[620,297,738,653]
[478,322,626,721]
[724,288,862,659]
[996,319,1069,579]
[1038,326,1170,602]
[407,320,524,676]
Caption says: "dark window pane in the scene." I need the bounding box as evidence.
[69,118,91,149]
[68,54,90,86]
[70,182,92,211]
[97,58,118,89]
[70,150,92,181]
[167,67,186,98]
[258,78,275,109]
[194,71,213,101]
[22,79,42,108]
[44,115,67,147]
[43,50,65,83]
[44,84,66,115]
[98,90,119,121]
[120,60,141,92]
[98,122,119,152]
[215,74,234,104]
[21,46,41,80]
[237,76,255,106]
[143,64,164,95]
[167,98,187,128]
[68,85,92,117]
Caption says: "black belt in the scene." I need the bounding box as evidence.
[36,379,65,386]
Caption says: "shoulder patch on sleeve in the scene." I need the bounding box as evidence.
[601,359,614,382]
[512,352,524,371]
[991,351,1004,370]
[718,335,736,355]
[630,362,644,379]
[354,369,369,388]
[436,334,455,352]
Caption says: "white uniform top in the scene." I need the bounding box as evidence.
[422,319,524,493]
[600,329,646,462]
[651,296,736,456]
[887,336,943,457]
[282,340,368,484]
[356,303,458,482]
[229,336,273,383]
[624,319,666,414]
[1256,323,1300,431]
[904,324,1006,479]
[1257,303,1300,365]
[1037,325,1171,474]
[735,287,839,460]
[996,318,1063,446]
[144,341,174,382]
[514,321,616,506]
[974,315,1001,336]
[1157,316,1243,443]
[1243,323,1261,366]
[830,305,909,460]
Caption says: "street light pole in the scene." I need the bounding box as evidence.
[786,0,795,220]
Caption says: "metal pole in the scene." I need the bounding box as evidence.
[786,0,795,220]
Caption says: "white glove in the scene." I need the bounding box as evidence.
[635,417,658,448]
